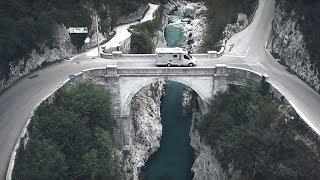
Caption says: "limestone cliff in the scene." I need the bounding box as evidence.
[121,80,165,180]
[183,88,239,180]
[190,117,228,180]
[0,24,75,93]
[268,1,320,92]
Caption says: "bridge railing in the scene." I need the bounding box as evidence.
[101,51,216,60]
[115,67,217,76]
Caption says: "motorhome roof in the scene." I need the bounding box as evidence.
[155,48,186,54]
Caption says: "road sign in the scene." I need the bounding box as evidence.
[68,27,88,34]
[69,74,76,80]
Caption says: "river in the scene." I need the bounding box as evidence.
[140,81,195,180]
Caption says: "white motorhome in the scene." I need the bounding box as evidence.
[155,48,196,67]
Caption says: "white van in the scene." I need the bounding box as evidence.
[155,48,196,67]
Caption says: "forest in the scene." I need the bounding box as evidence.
[0,0,150,80]
[197,85,320,179]
[12,83,123,179]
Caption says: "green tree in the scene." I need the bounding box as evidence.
[12,139,68,180]
[13,83,122,179]
[130,32,153,54]
[198,85,320,179]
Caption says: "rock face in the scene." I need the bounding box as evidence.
[154,14,168,49]
[0,24,75,92]
[164,1,207,53]
[183,89,239,180]
[121,80,165,180]
[223,13,249,40]
[190,118,227,180]
[268,2,320,92]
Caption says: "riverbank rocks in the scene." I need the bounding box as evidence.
[164,1,207,53]
[121,80,165,180]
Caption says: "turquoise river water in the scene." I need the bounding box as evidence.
[165,25,185,47]
[164,11,185,47]
[140,81,195,180]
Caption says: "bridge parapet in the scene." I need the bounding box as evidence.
[101,51,217,60]
[106,65,218,76]
[117,67,216,76]
[227,67,264,86]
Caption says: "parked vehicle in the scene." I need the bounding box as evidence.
[155,48,196,67]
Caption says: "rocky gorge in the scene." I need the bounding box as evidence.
[182,88,236,180]
[118,81,219,180]
[119,80,165,180]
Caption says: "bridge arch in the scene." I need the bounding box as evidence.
[120,77,210,117]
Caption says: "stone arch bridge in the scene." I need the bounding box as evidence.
[73,64,282,119]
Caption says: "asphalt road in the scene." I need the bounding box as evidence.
[1,0,320,179]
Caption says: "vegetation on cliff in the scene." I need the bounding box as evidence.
[275,0,320,80]
[12,83,123,179]
[198,85,320,179]
[200,0,258,51]
[0,0,151,80]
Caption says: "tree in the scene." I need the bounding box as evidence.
[12,139,68,180]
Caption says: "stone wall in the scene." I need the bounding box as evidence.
[268,1,320,92]
[102,36,131,54]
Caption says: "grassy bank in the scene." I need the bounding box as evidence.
[197,85,320,179]
[201,0,258,51]
[12,83,123,179]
